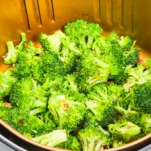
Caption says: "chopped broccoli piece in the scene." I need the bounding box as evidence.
[140,113,151,134]
[108,121,141,142]
[39,30,66,53]
[129,82,151,113]
[32,129,68,147]
[77,125,112,151]
[9,77,48,115]
[64,19,103,50]
[57,135,82,151]
[3,32,27,65]
[85,99,117,127]
[0,69,16,100]
[48,94,86,132]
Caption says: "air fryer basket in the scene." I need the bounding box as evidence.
[0,0,151,151]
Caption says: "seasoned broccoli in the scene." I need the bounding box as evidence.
[88,83,124,101]
[92,32,128,84]
[118,36,139,66]
[0,69,16,100]
[1,107,56,138]
[39,30,66,53]
[129,82,151,113]
[77,125,112,151]
[57,135,82,151]
[32,129,68,147]
[108,120,141,142]
[3,32,27,65]
[64,19,103,50]
[12,40,44,81]
[145,57,151,68]
[9,77,48,115]
[1,19,150,151]
[140,113,151,134]
[124,63,151,91]
[41,51,65,76]
[76,50,111,92]
[115,103,141,125]
[85,99,117,127]
[48,94,86,132]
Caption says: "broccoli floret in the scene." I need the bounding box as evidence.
[0,69,16,100]
[3,32,27,65]
[61,73,78,93]
[124,45,140,66]
[32,129,68,147]
[124,63,151,91]
[1,108,56,138]
[39,30,66,53]
[12,40,44,81]
[145,57,151,68]
[77,125,112,151]
[115,103,141,125]
[64,19,103,50]
[140,113,151,134]
[129,82,151,113]
[108,46,128,84]
[85,99,117,127]
[88,83,124,101]
[112,140,126,148]
[76,50,110,92]
[118,36,133,51]
[118,36,140,66]
[41,51,65,76]
[57,135,82,151]
[0,104,11,121]
[92,32,128,84]
[92,36,110,58]
[108,120,141,142]
[9,77,48,115]
[48,94,86,132]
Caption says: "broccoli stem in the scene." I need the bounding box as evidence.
[32,130,68,147]
[30,108,46,116]
[20,32,27,42]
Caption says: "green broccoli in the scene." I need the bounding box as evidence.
[76,50,111,92]
[124,63,151,91]
[140,113,151,134]
[0,69,16,100]
[92,32,128,84]
[1,107,56,138]
[57,135,82,151]
[64,19,103,50]
[108,120,141,142]
[48,94,86,132]
[88,83,124,101]
[32,129,68,147]
[129,82,151,113]
[9,77,48,115]
[118,36,140,66]
[145,57,151,68]
[39,30,66,53]
[77,125,112,151]
[85,86,117,127]
[3,32,27,65]
[115,103,141,125]
[11,40,44,81]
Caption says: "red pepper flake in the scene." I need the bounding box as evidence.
[139,58,144,63]
[88,73,91,77]
[25,44,29,48]
[19,119,23,124]
[63,103,69,108]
